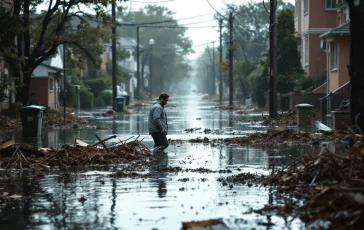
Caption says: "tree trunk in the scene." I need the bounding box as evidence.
[17,70,32,106]
[348,1,364,130]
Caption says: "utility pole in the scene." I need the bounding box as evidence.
[269,0,277,118]
[149,40,154,99]
[228,12,234,106]
[219,19,223,103]
[63,44,66,126]
[136,26,140,100]
[111,2,117,111]
[212,41,216,96]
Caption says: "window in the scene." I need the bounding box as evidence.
[331,41,338,71]
[304,0,308,14]
[50,77,54,92]
[326,0,336,9]
[302,36,309,66]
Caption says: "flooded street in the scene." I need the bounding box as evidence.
[0,94,307,229]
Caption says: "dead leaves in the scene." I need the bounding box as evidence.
[0,136,152,169]
[224,130,311,145]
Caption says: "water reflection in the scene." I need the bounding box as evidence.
[150,152,169,198]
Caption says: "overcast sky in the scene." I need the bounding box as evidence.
[122,0,295,60]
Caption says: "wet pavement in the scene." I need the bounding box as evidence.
[0,94,309,229]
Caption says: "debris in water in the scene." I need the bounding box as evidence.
[78,196,87,204]
[0,136,152,169]
[182,218,228,230]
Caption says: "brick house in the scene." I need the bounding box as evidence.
[295,0,350,94]
[320,0,350,93]
[30,45,64,109]
[295,0,337,80]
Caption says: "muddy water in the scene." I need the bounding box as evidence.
[0,94,309,229]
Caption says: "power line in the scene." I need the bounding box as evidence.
[233,24,266,46]
[118,13,214,26]
[192,41,218,47]
[205,0,227,20]
[90,13,214,26]
[130,0,176,2]
[177,19,216,26]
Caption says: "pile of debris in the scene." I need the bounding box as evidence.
[249,110,320,126]
[184,127,202,133]
[100,109,132,116]
[188,137,210,143]
[0,114,20,129]
[0,136,152,169]
[224,128,312,145]
[219,133,364,228]
[213,104,241,110]
[0,107,90,130]
[42,109,90,128]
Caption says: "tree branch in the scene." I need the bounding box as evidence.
[31,0,61,57]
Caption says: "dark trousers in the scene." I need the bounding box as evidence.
[151,132,169,150]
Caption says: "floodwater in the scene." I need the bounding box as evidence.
[0,94,310,229]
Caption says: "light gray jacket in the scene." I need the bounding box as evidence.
[148,100,168,134]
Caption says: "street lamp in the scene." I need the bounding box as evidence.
[149,38,154,99]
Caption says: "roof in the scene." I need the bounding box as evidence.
[320,21,350,39]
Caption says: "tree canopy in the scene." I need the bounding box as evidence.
[0,0,126,104]
[117,5,193,93]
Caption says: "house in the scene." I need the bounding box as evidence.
[320,0,350,93]
[295,0,351,127]
[295,0,337,80]
[108,37,148,99]
[30,45,64,109]
[66,16,109,79]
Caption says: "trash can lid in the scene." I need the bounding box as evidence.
[295,103,314,108]
[116,97,126,99]
[20,105,46,111]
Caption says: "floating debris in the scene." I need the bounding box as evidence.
[184,127,202,133]
[224,130,311,145]
[182,218,228,230]
[188,137,210,143]
[0,136,152,169]
[219,135,364,229]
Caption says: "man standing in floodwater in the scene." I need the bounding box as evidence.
[148,93,169,150]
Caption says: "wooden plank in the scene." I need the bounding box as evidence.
[0,140,15,151]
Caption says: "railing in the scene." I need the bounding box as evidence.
[321,81,350,117]
[336,0,346,6]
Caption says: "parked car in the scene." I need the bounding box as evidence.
[104,86,128,97]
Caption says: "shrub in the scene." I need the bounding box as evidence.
[94,97,105,107]
[80,88,94,109]
[84,77,111,96]
[96,91,112,106]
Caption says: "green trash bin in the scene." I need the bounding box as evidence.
[20,105,46,137]
[115,97,126,112]
[124,95,131,106]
